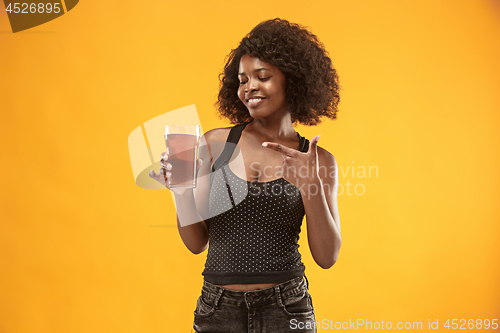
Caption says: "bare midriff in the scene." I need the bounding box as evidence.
[216,282,282,291]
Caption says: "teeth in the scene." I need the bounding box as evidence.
[249,98,262,102]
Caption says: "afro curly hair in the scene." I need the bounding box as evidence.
[216,18,341,126]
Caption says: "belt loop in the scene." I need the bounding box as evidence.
[304,274,309,290]
[213,288,223,309]
[274,285,284,308]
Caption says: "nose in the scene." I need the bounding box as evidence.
[245,77,259,92]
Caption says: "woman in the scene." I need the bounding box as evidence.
[150,18,341,333]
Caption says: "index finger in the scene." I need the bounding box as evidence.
[262,142,299,157]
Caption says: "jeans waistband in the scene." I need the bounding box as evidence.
[201,275,309,309]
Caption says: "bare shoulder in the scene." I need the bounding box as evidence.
[317,146,336,165]
[202,126,232,143]
[316,145,338,180]
[200,126,233,164]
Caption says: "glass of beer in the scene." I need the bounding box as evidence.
[164,125,201,188]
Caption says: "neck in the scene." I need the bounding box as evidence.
[248,113,296,141]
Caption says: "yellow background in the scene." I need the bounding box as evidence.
[1,0,499,332]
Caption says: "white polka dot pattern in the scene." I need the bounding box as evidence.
[202,163,306,284]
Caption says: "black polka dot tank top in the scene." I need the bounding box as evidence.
[202,121,310,285]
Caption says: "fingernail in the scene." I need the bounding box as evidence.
[262,143,268,147]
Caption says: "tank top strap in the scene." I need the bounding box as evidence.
[297,132,310,153]
[211,121,251,173]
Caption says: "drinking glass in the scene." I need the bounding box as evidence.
[164,125,201,188]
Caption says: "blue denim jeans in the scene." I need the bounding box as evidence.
[193,276,316,333]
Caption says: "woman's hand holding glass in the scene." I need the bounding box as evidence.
[149,152,204,195]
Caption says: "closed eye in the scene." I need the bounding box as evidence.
[239,77,270,86]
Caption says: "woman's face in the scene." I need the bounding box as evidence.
[237,54,288,119]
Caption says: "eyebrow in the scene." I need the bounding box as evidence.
[238,68,269,76]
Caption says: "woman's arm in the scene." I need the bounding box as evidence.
[173,189,209,254]
[262,135,341,269]
[150,131,216,254]
[175,131,220,254]
[302,147,341,269]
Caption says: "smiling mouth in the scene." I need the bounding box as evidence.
[247,97,265,103]
[246,97,266,107]
[247,97,265,108]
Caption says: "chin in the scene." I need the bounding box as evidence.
[248,108,270,119]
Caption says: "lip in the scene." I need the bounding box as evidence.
[246,96,266,108]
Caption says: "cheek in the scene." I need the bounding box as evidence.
[237,87,245,102]
[271,85,286,102]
